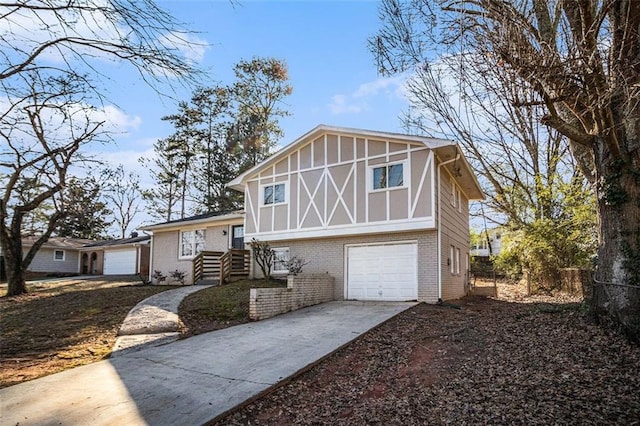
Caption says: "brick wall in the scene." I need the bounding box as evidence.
[263,231,439,303]
[249,273,334,320]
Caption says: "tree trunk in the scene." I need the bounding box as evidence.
[592,146,640,341]
[3,239,28,296]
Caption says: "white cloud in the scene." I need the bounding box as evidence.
[159,31,209,64]
[96,105,142,133]
[353,74,408,98]
[329,94,364,114]
[329,74,410,115]
[0,3,207,67]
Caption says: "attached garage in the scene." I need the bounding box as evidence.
[103,248,137,275]
[346,242,418,301]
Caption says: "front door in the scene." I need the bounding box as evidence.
[232,225,244,249]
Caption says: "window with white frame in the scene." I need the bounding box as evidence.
[53,250,65,261]
[272,247,290,274]
[371,162,405,190]
[263,183,286,205]
[179,229,206,258]
[456,247,461,275]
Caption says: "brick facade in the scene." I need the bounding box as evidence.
[258,230,439,303]
[249,274,335,320]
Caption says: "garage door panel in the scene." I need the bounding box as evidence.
[104,249,136,275]
[347,243,417,301]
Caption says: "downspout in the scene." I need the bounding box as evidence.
[437,150,460,302]
[146,231,153,284]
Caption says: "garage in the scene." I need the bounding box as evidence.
[103,248,137,275]
[346,242,418,301]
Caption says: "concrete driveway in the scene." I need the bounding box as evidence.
[0,301,416,426]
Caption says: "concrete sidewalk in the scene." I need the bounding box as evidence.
[112,285,212,356]
[0,301,415,426]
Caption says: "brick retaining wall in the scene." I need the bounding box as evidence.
[249,274,335,320]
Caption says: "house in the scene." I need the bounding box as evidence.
[470,227,503,258]
[17,237,94,278]
[139,211,246,284]
[80,234,151,276]
[227,125,484,302]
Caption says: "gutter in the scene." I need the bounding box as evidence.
[437,151,460,301]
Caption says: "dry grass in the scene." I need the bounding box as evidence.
[179,279,287,336]
[0,277,178,388]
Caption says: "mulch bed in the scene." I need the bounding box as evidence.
[217,292,640,425]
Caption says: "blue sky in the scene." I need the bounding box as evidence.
[101,0,410,181]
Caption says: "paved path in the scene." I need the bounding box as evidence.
[112,285,212,356]
[0,301,416,426]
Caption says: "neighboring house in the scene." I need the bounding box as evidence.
[227,125,484,302]
[139,211,245,284]
[19,237,94,277]
[0,235,151,280]
[470,227,503,258]
[80,234,151,276]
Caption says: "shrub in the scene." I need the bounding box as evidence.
[286,256,309,276]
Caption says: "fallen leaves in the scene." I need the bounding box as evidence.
[218,283,640,425]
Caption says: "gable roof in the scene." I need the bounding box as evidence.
[139,210,244,232]
[227,124,484,200]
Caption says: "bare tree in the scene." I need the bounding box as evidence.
[0,1,201,296]
[101,165,143,238]
[0,72,105,295]
[372,0,640,340]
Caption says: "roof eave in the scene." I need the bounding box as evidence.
[139,212,245,232]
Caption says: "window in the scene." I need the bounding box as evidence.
[180,229,205,258]
[450,246,456,274]
[263,183,286,205]
[372,163,404,190]
[53,250,65,261]
[451,181,462,212]
[272,247,290,274]
[456,248,461,275]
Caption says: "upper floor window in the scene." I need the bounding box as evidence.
[372,163,404,190]
[263,183,286,205]
[180,229,205,259]
[451,181,462,212]
[53,250,65,261]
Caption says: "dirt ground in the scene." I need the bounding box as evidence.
[4,277,640,424]
[216,281,640,425]
[0,277,176,388]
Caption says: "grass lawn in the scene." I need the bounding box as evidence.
[179,278,287,336]
[0,277,178,388]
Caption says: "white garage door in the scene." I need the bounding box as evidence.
[104,249,137,275]
[347,243,418,301]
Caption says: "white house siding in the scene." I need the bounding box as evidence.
[149,222,241,284]
[27,248,79,274]
[259,230,439,303]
